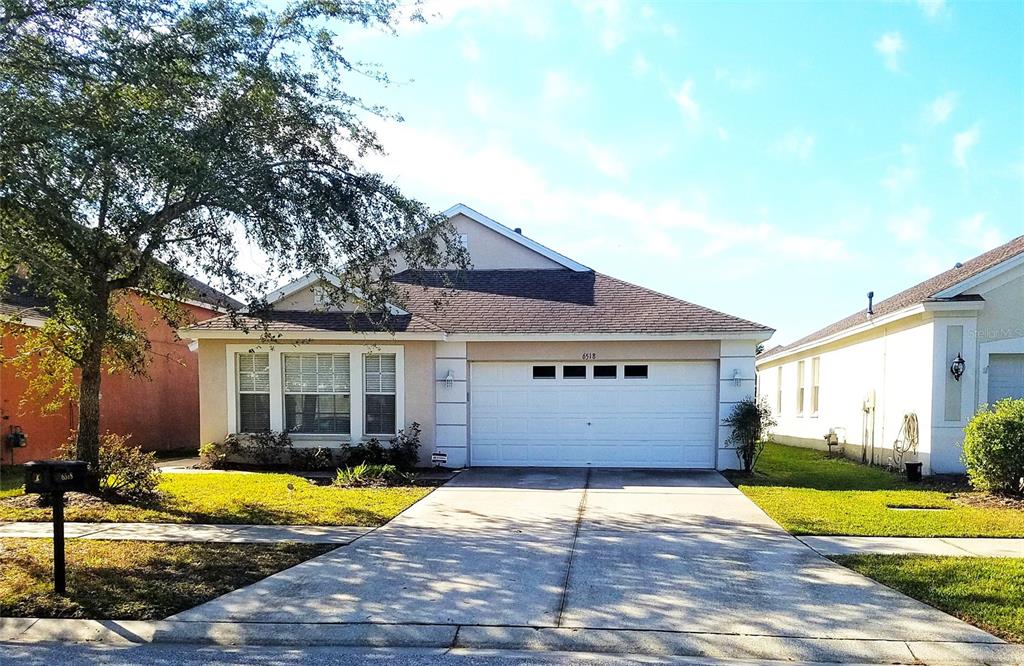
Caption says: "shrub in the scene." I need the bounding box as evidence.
[387,422,422,471]
[723,397,777,474]
[199,438,241,469]
[963,399,1024,495]
[290,447,334,471]
[58,433,160,501]
[333,463,405,488]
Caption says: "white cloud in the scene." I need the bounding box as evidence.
[583,142,628,179]
[953,124,980,168]
[958,212,1004,251]
[917,0,947,20]
[777,129,816,161]
[364,120,849,266]
[874,32,905,72]
[460,39,481,62]
[924,92,957,126]
[887,206,931,242]
[542,70,588,105]
[714,67,760,93]
[661,23,678,39]
[882,165,916,193]
[672,79,700,122]
[465,84,491,119]
[632,53,650,77]
[575,0,626,51]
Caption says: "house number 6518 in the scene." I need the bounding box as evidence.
[581,352,597,360]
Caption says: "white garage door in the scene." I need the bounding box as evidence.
[469,361,719,468]
[989,354,1024,403]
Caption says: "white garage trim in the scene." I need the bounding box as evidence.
[979,336,1024,407]
[468,361,719,469]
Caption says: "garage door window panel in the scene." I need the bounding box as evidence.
[594,365,618,379]
[532,365,556,379]
[562,365,586,379]
[624,365,648,379]
[283,353,351,434]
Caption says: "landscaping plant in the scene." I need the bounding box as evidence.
[57,433,160,501]
[290,447,334,471]
[334,463,407,488]
[962,398,1024,495]
[723,397,777,474]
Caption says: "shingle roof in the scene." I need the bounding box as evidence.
[760,234,1024,361]
[188,310,443,333]
[186,269,772,336]
[391,269,771,334]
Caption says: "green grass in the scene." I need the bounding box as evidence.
[0,538,332,619]
[0,470,432,526]
[834,555,1024,643]
[727,444,1024,537]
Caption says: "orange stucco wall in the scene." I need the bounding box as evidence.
[0,295,220,464]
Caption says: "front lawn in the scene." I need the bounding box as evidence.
[727,444,1024,537]
[0,538,331,619]
[0,470,432,525]
[834,554,1024,643]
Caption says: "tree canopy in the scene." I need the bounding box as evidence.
[0,0,465,466]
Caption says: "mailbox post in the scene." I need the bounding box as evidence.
[23,460,89,595]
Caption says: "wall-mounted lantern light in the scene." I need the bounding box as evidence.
[950,353,966,382]
[731,368,742,386]
[439,369,455,389]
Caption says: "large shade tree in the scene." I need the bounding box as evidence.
[0,0,465,469]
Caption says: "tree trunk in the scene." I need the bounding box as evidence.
[75,288,110,471]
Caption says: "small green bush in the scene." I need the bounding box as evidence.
[290,447,334,471]
[342,423,423,471]
[963,399,1024,494]
[199,438,240,469]
[723,397,777,474]
[58,433,160,501]
[333,463,406,488]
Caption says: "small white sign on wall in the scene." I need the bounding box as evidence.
[431,450,448,466]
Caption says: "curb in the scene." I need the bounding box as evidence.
[2,619,1020,664]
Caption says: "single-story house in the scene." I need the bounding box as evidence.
[183,204,774,469]
[755,234,1024,474]
[0,274,241,463]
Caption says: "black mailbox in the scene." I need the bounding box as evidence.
[24,460,89,494]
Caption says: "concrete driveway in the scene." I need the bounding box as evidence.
[172,468,998,645]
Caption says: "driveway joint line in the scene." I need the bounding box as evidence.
[938,537,978,556]
[555,468,591,628]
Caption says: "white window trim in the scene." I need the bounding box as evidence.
[796,360,805,417]
[363,352,400,437]
[226,344,405,445]
[811,356,820,418]
[978,336,1024,408]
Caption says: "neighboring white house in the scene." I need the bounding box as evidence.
[756,235,1024,475]
[183,204,774,470]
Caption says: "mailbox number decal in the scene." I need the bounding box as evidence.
[582,352,597,360]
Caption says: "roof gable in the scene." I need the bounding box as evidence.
[445,204,590,272]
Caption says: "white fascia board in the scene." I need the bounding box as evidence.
[177,328,444,341]
[446,331,774,343]
[265,272,408,316]
[755,300,985,367]
[444,203,591,272]
[0,314,45,329]
[932,252,1024,299]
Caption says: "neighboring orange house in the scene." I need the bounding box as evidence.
[0,276,241,464]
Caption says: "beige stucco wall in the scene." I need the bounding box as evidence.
[197,338,436,463]
[467,340,721,362]
[974,270,1024,346]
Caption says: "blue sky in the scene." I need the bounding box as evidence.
[328,0,1024,344]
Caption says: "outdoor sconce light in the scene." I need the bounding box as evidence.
[950,353,966,382]
[439,369,455,389]
[731,368,742,386]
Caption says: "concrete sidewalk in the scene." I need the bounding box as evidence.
[0,522,372,544]
[800,536,1024,557]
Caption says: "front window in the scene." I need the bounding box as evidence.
[811,357,821,416]
[365,353,397,435]
[796,360,806,416]
[283,353,351,434]
[237,352,270,432]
